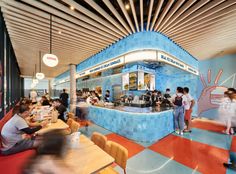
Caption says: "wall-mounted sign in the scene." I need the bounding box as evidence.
[76,56,124,78]
[125,50,157,63]
[53,49,199,85]
[157,52,186,70]
[157,52,199,75]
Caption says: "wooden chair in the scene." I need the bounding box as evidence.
[67,112,75,120]
[70,119,80,133]
[91,132,107,150]
[99,141,128,174]
[63,118,80,135]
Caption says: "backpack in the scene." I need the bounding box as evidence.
[174,95,183,106]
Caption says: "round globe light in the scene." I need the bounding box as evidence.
[36,72,45,80]
[31,83,36,88]
[43,53,58,67]
[33,79,39,84]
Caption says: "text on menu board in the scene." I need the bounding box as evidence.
[158,53,185,70]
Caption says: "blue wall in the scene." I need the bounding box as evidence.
[197,54,236,119]
[76,32,198,72]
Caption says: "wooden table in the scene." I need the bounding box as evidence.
[36,119,69,135]
[78,135,94,149]
[64,144,114,174]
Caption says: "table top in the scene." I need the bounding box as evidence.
[64,144,114,174]
[78,135,94,149]
[36,119,69,135]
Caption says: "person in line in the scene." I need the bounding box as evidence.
[104,90,110,102]
[52,99,67,122]
[183,87,195,132]
[40,96,50,106]
[23,130,74,174]
[171,87,187,135]
[1,105,47,155]
[60,89,69,108]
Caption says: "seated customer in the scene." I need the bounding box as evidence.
[23,130,74,174]
[1,105,47,155]
[52,99,67,122]
[40,96,50,106]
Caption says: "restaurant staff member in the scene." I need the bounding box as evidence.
[104,90,110,102]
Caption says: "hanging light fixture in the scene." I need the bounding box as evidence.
[33,64,39,84]
[43,14,59,67]
[36,51,45,80]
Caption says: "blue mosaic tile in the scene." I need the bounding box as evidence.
[88,106,174,142]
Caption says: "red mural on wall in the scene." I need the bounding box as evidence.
[198,69,228,116]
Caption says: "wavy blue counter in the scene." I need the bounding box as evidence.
[88,106,174,142]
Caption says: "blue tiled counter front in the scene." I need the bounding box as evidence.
[88,106,174,142]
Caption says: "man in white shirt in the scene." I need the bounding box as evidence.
[171,87,188,135]
[183,87,195,132]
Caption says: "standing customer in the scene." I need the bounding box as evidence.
[60,89,69,108]
[183,87,195,132]
[1,105,47,155]
[171,87,187,135]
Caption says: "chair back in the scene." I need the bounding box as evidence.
[67,112,75,120]
[70,120,80,133]
[67,118,73,127]
[91,132,107,150]
[105,141,128,171]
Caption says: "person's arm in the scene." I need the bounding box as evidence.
[190,99,195,109]
[21,126,42,134]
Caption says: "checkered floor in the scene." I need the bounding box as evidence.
[79,119,236,174]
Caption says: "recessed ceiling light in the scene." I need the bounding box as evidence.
[70,6,75,10]
[58,30,62,34]
[125,4,130,10]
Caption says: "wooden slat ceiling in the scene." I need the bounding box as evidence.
[0,0,236,78]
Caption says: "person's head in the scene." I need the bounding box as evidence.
[183,87,189,94]
[157,91,162,95]
[41,96,47,101]
[63,89,66,93]
[166,88,170,93]
[106,90,110,94]
[17,104,30,118]
[37,130,66,158]
[227,88,236,94]
[176,87,184,94]
[52,99,62,107]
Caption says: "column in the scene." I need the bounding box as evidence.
[48,79,53,97]
[69,64,76,113]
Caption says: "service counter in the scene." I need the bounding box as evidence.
[88,105,174,142]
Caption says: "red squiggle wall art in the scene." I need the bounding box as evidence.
[198,69,228,116]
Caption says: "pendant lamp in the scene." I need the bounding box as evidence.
[36,51,45,80]
[43,14,58,67]
[33,64,39,84]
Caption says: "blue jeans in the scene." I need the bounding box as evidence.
[174,106,185,131]
[230,152,236,163]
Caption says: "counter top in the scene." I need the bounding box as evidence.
[91,105,172,113]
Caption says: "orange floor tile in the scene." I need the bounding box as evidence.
[149,134,229,174]
[106,133,145,158]
[192,119,226,133]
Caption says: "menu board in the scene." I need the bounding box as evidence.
[122,71,155,91]
[129,72,137,90]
